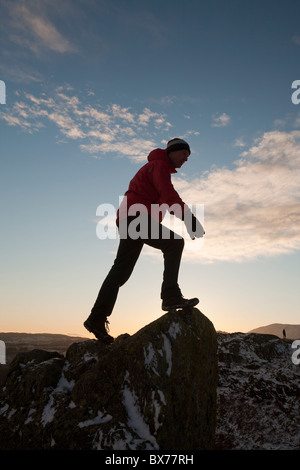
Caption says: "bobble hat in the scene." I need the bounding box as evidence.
[166,138,191,155]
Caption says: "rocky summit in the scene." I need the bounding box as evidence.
[0,309,217,450]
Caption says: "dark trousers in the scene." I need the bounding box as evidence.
[89,215,184,323]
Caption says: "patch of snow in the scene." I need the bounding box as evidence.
[78,410,112,428]
[151,390,166,432]
[122,373,159,450]
[56,373,75,393]
[41,372,75,427]
[83,352,98,362]
[24,407,36,425]
[41,395,56,427]
[157,390,166,405]
[143,342,159,376]
[168,322,181,339]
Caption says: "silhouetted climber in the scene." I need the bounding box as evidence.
[84,138,205,343]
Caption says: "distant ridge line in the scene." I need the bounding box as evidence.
[248,323,300,340]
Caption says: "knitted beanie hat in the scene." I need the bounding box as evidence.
[166,138,191,155]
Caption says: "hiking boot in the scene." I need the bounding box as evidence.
[162,296,199,311]
[84,317,114,344]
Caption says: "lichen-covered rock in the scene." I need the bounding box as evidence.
[0,309,217,450]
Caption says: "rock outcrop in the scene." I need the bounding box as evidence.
[216,332,300,450]
[0,309,217,450]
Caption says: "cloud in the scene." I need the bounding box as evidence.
[0,63,43,84]
[182,130,200,138]
[212,112,231,127]
[0,87,172,160]
[6,1,75,55]
[233,138,246,148]
[169,130,300,264]
[139,108,167,127]
[80,139,157,163]
[2,85,299,265]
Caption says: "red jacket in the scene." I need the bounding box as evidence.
[117,148,189,225]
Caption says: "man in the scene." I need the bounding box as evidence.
[84,138,205,343]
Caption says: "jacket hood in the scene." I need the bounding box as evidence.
[147,148,177,173]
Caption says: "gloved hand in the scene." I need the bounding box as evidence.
[184,213,205,239]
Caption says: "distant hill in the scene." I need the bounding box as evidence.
[248,323,300,340]
[0,332,88,364]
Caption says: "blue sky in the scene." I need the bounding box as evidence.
[1,0,300,337]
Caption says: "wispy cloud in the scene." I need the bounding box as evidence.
[233,138,246,148]
[212,112,231,127]
[0,87,173,161]
[6,1,76,55]
[0,63,43,84]
[170,130,300,263]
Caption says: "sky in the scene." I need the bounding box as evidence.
[1,0,300,339]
